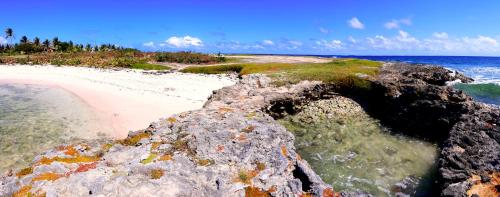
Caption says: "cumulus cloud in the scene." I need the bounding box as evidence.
[316,39,343,49]
[384,18,412,29]
[165,36,203,48]
[262,40,274,46]
[358,31,500,54]
[348,17,364,29]
[143,41,155,47]
[319,27,330,34]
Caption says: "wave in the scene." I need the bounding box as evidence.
[454,83,500,105]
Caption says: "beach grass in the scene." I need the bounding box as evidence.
[181,58,382,87]
[130,63,170,70]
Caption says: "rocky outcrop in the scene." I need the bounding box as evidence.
[0,75,335,197]
[263,62,499,196]
[440,105,500,196]
[0,63,498,197]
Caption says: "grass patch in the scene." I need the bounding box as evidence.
[181,64,243,74]
[155,51,226,64]
[181,58,383,87]
[130,63,170,70]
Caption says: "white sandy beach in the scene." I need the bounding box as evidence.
[0,65,236,138]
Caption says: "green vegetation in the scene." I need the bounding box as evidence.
[0,28,219,70]
[181,59,383,87]
[130,63,170,70]
[155,51,226,64]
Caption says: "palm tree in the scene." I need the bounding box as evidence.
[4,28,13,46]
[85,44,91,51]
[42,39,50,49]
[33,37,40,46]
[20,36,28,44]
[52,37,59,47]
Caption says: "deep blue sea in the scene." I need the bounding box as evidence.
[330,56,500,106]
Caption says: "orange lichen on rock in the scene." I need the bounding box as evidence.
[167,117,177,124]
[244,186,271,197]
[236,170,259,184]
[241,125,255,133]
[16,167,33,177]
[101,143,114,152]
[280,145,288,157]
[323,188,340,197]
[467,172,500,197]
[74,162,98,173]
[32,172,62,182]
[235,133,247,142]
[159,154,173,161]
[197,159,214,166]
[119,132,152,146]
[63,146,78,156]
[218,107,234,113]
[37,155,101,165]
[299,193,313,197]
[13,185,32,197]
[151,142,162,151]
[150,169,164,179]
[256,162,266,171]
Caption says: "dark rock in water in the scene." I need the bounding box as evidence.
[390,176,420,196]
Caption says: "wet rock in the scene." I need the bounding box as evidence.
[391,176,420,196]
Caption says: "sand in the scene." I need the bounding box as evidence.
[0,65,236,138]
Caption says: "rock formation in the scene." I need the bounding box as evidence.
[1,63,498,197]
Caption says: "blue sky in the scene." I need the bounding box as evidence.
[1,0,500,56]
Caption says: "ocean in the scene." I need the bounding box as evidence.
[334,56,500,106]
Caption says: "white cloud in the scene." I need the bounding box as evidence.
[433,32,449,39]
[319,27,330,34]
[262,40,274,46]
[286,40,303,49]
[384,18,412,29]
[348,17,365,29]
[143,41,155,47]
[357,31,500,54]
[348,36,358,44]
[165,36,203,48]
[316,40,343,49]
[0,37,7,45]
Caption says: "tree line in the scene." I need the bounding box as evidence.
[1,28,132,54]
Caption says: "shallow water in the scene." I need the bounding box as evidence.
[278,98,439,196]
[0,84,113,173]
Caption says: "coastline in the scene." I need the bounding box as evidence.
[0,64,237,139]
[0,62,498,196]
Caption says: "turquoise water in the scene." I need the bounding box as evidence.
[454,83,500,105]
[0,84,112,172]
